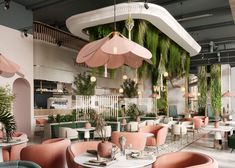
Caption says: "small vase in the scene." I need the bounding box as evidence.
[121,118,127,125]
[97,141,112,158]
[214,121,220,128]
[84,122,91,129]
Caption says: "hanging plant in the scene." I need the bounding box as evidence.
[0,86,16,142]
[74,72,96,95]
[198,66,207,111]
[121,78,138,98]
[210,64,221,118]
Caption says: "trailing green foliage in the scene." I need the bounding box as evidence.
[198,66,207,110]
[126,104,143,120]
[210,64,221,117]
[48,110,77,123]
[121,79,138,98]
[0,86,16,141]
[74,72,96,95]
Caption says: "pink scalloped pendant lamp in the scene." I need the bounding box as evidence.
[76,31,152,70]
[0,53,24,78]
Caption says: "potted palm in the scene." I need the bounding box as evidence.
[90,110,112,158]
[0,86,16,142]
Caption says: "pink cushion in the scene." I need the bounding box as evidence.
[21,138,70,168]
[111,131,147,151]
[66,141,100,168]
[152,152,218,168]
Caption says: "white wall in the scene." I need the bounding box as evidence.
[230,67,235,118]
[221,64,230,113]
[0,25,34,137]
[33,41,153,95]
[168,79,185,115]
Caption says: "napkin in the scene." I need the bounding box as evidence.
[84,158,117,167]
[126,152,154,160]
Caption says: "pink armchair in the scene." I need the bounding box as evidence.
[2,132,27,161]
[152,151,218,168]
[184,117,203,131]
[66,141,100,168]
[111,131,147,151]
[138,125,168,147]
[21,138,71,168]
[194,116,209,126]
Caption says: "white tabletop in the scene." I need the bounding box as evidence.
[74,152,156,168]
[76,127,96,132]
[203,125,233,132]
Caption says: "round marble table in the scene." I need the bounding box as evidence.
[0,138,28,162]
[76,127,96,140]
[74,152,156,168]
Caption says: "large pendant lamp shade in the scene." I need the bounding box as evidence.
[222,90,235,97]
[76,31,152,69]
[0,53,24,78]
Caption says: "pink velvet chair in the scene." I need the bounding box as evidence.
[138,125,168,147]
[2,132,27,161]
[66,141,100,168]
[152,151,218,168]
[21,138,71,168]
[184,117,203,131]
[194,116,209,126]
[111,131,147,151]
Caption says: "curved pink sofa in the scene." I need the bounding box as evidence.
[138,125,168,147]
[21,138,71,168]
[66,141,100,168]
[1,132,27,161]
[111,131,147,150]
[152,151,218,168]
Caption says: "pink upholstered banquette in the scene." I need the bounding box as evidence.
[152,151,218,168]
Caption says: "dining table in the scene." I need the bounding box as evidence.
[76,127,96,141]
[74,151,156,168]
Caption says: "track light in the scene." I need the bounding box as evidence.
[144,0,149,9]
[4,0,10,10]
[23,29,28,37]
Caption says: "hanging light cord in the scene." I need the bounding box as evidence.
[114,0,117,31]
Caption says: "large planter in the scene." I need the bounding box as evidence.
[97,141,112,158]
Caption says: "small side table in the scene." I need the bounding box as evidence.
[76,127,96,141]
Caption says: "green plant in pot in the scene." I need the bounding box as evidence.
[126,103,143,121]
[74,72,96,95]
[121,79,138,98]
[89,110,112,158]
[0,86,16,142]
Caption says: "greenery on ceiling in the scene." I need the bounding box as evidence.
[87,19,190,85]
[87,19,190,113]
[198,66,207,112]
[74,73,96,95]
[121,78,138,98]
[210,64,221,117]
[0,86,16,142]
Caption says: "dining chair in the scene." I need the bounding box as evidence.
[66,141,100,168]
[21,138,71,168]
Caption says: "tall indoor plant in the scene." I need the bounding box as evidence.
[0,86,16,142]
[210,64,221,127]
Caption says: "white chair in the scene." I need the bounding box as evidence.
[146,120,155,126]
[182,121,195,139]
[138,121,146,129]
[58,127,78,140]
[126,122,139,132]
[93,125,112,139]
[172,124,187,144]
